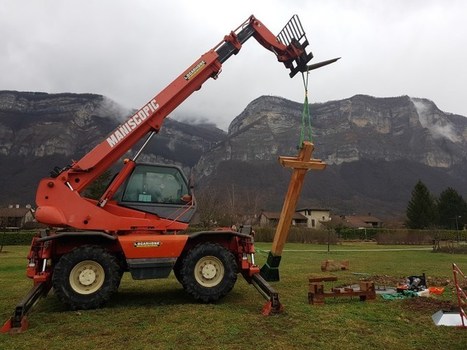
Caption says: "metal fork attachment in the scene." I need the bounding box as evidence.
[277,15,314,77]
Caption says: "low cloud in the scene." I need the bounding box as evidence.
[412,98,460,143]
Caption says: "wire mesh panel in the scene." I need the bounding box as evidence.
[277,15,308,48]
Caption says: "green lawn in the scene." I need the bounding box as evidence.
[1,243,466,350]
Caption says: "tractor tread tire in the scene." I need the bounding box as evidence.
[52,245,120,310]
[180,242,237,303]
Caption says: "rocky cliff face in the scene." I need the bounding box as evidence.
[313,95,466,168]
[0,91,225,205]
[1,90,466,218]
[0,91,121,157]
[196,95,467,217]
[196,96,301,178]
[210,94,467,169]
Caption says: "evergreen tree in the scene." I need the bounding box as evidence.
[437,187,467,230]
[406,180,437,229]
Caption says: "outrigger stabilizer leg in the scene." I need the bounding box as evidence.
[1,282,51,334]
[251,273,284,315]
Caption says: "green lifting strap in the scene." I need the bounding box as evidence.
[299,70,313,148]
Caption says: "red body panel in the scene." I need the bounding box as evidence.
[35,178,188,232]
[118,234,188,259]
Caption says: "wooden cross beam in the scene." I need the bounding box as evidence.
[260,141,326,281]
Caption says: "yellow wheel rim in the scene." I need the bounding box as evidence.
[194,256,224,288]
[69,260,105,295]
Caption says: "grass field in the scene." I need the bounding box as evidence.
[1,243,466,350]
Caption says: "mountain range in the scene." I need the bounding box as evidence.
[1,90,466,220]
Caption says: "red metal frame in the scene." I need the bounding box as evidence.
[452,263,467,328]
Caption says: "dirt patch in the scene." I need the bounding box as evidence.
[359,274,460,313]
[363,275,403,287]
[401,297,455,313]
[426,276,453,287]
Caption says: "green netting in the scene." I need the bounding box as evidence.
[381,290,419,300]
[299,70,312,148]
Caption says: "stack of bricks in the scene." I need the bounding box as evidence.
[308,276,376,305]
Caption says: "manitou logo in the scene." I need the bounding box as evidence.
[106,99,159,148]
[184,60,206,80]
[134,241,161,248]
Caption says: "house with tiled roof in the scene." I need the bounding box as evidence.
[327,214,383,229]
[259,211,308,227]
[0,205,35,229]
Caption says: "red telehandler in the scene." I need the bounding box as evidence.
[2,15,316,333]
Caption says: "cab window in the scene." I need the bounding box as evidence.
[122,165,188,205]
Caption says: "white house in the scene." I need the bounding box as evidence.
[295,208,331,230]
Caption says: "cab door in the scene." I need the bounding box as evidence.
[117,163,196,223]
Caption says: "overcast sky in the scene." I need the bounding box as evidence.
[2,0,466,130]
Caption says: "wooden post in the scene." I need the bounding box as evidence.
[260,141,326,281]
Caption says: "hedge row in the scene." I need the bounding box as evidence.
[188,226,464,245]
[2,228,465,247]
[253,227,338,244]
[0,231,36,246]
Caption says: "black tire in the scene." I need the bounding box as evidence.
[52,245,121,310]
[180,242,238,302]
[173,258,183,285]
